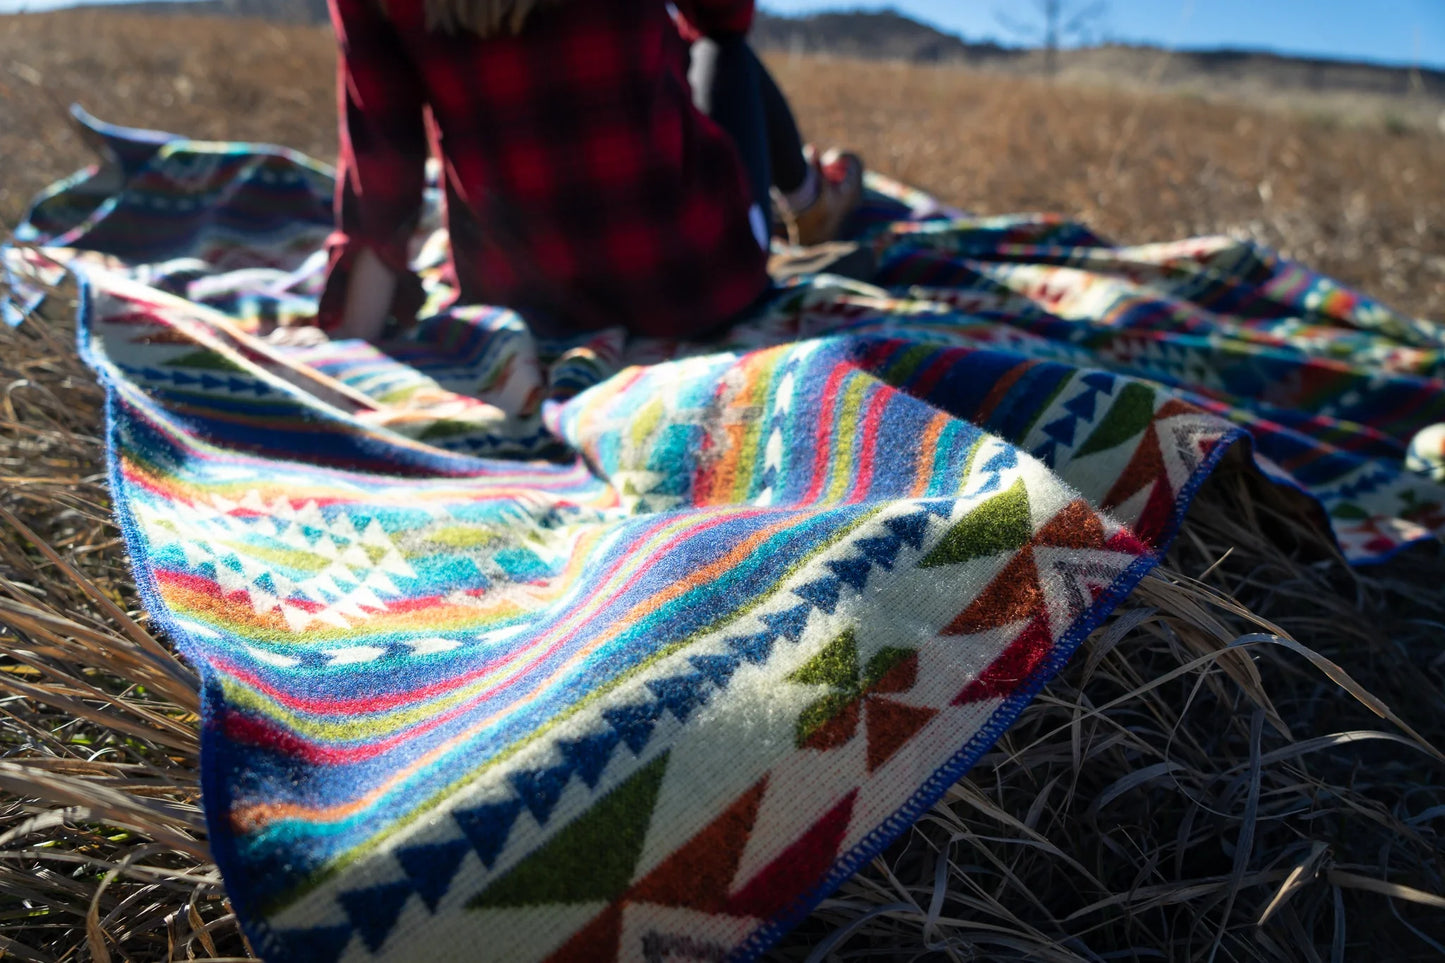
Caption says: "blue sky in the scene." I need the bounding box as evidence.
[1,0,1442,69]
[762,1,1445,69]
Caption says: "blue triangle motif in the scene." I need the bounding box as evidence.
[557,729,622,789]
[452,797,523,868]
[277,924,354,963]
[921,499,954,518]
[793,576,843,614]
[689,653,741,689]
[1032,439,1059,465]
[979,447,1018,475]
[856,533,903,570]
[647,673,712,723]
[232,376,268,395]
[1041,415,1077,445]
[338,880,413,952]
[885,512,929,549]
[603,700,664,755]
[1063,388,1099,421]
[727,631,775,665]
[508,762,575,826]
[396,839,470,913]
[761,603,812,643]
[826,555,872,592]
[1081,371,1117,393]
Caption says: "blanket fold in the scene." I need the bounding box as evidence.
[8,107,1444,962]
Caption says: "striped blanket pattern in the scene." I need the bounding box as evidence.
[12,109,1445,961]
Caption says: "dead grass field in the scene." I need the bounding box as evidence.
[2,9,1444,319]
[4,9,1445,963]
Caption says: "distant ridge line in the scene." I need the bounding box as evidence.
[20,1,1445,102]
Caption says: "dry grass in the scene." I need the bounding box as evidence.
[2,10,1443,318]
[767,55,1445,321]
[3,9,1445,962]
[773,473,1445,960]
[0,11,338,224]
[6,292,1445,960]
[0,285,250,961]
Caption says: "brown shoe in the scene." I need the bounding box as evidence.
[777,148,865,247]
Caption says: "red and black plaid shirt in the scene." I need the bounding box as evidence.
[320,0,769,338]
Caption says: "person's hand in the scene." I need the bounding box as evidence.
[264,325,331,348]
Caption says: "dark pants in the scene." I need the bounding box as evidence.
[689,35,810,222]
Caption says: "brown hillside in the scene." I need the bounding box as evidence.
[1,8,1443,319]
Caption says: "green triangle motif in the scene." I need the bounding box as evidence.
[789,628,863,748]
[863,647,914,688]
[467,753,669,909]
[788,628,860,690]
[163,349,246,372]
[918,478,1032,569]
[1074,382,1158,458]
[795,691,859,746]
[420,419,491,441]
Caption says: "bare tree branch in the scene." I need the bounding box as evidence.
[995,0,1110,75]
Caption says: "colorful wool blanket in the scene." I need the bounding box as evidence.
[9,107,1445,962]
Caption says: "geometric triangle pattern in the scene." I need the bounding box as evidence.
[38,117,1445,963]
[786,627,935,772]
[917,477,1033,568]
[469,753,669,910]
[396,840,470,913]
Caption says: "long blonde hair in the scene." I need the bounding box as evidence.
[419,0,560,36]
